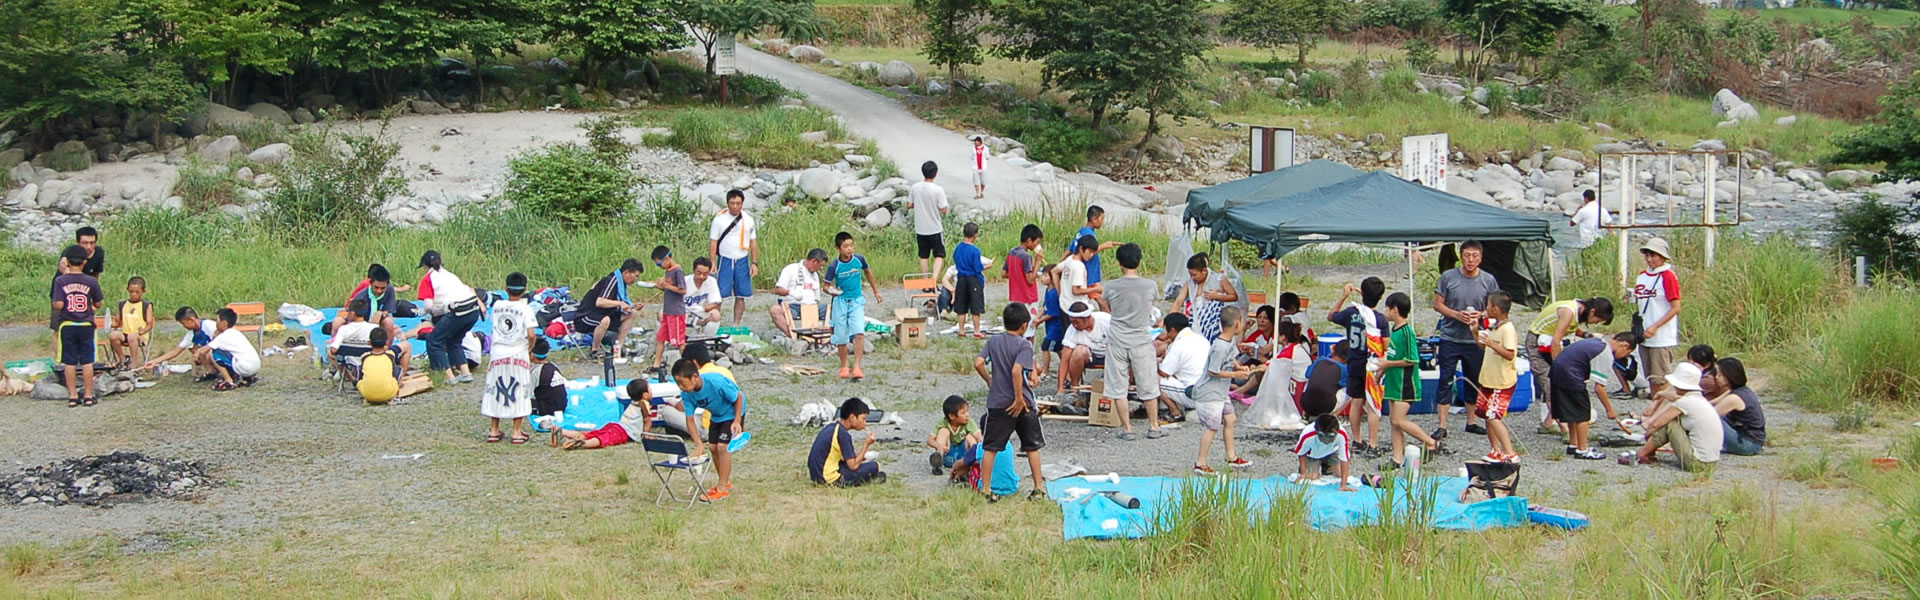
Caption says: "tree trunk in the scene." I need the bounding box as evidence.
[1090,105,1106,129]
[1145,109,1160,136]
[1297,43,1309,66]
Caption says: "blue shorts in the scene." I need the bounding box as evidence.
[1042,321,1067,352]
[830,297,866,345]
[943,443,976,468]
[718,256,752,299]
[212,349,238,377]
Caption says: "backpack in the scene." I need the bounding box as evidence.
[1460,460,1521,504]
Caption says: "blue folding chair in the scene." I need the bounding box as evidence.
[641,433,710,509]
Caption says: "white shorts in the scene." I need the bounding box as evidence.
[1160,383,1196,410]
[971,171,987,185]
[1195,401,1230,431]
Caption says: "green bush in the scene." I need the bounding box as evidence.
[1832,195,1920,280]
[580,116,635,158]
[1786,286,1920,411]
[1481,82,1512,117]
[992,116,1103,169]
[1335,58,1376,106]
[173,161,243,212]
[729,74,799,104]
[264,129,403,233]
[1298,70,1337,105]
[503,143,638,226]
[1358,0,1441,33]
[1402,38,1439,72]
[1381,65,1420,100]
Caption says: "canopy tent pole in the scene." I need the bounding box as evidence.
[1405,242,1416,301]
[1271,255,1284,362]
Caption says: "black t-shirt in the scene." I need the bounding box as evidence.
[583,272,626,315]
[51,273,104,325]
[1299,359,1346,417]
[351,280,399,319]
[1725,387,1767,444]
[83,247,104,277]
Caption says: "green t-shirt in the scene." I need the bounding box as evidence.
[1382,323,1421,402]
[937,419,980,443]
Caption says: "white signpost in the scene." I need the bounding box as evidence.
[714,36,737,76]
[1248,126,1296,174]
[1400,133,1450,190]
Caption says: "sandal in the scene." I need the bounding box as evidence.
[212,381,236,392]
[510,434,530,445]
[561,438,585,450]
[485,432,504,443]
[1026,489,1048,501]
[82,396,96,407]
[68,398,80,408]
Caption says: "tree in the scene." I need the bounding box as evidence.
[544,0,686,88]
[288,0,541,101]
[1440,0,1597,80]
[674,0,822,77]
[0,0,197,143]
[992,0,1215,129]
[913,0,987,79]
[1830,71,1920,181]
[1224,0,1350,65]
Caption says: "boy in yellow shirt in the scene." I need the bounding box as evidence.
[359,328,402,405]
[1474,291,1520,462]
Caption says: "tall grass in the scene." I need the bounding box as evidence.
[638,107,849,169]
[1784,286,1920,410]
[0,201,1165,323]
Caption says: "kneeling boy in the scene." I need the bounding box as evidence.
[358,328,402,405]
[927,394,982,481]
[204,307,261,391]
[1293,414,1357,492]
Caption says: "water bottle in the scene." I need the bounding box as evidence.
[1102,491,1140,509]
[1404,444,1423,481]
[602,352,616,387]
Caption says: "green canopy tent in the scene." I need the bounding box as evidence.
[1181,159,1366,228]
[1206,171,1557,307]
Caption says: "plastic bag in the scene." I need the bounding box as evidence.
[1220,255,1252,314]
[278,303,325,327]
[1162,228,1195,301]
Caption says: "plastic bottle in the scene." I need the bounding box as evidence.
[1102,491,1141,509]
[1405,444,1422,480]
[602,352,616,387]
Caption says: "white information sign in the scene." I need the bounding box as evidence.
[715,36,737,76]
[1249,126,1296,174]
[1400,133,1449,191]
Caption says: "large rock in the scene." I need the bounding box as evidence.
[45,140,93,172]
[246,143,293,166]
[182,103,259,138]
[9,183,37,207]
[291,107,316,124]
[37,180,73,207]
[7,161,37,187]
[786,45,825,63]
[1437,82,1466,97]
[1775,115,1798,127]
[1144,134,1186,160]
[797,168,839,199]
[0,149,24,171]
[1446,175,1495,205]
[1544,156,1585,172]
[877,60,918,86]
[198,135,245,162]
[409,100,451,115]
[1711,89,1759,123]
[694,183,728,206]
[243,103,293,126]
[864,207,892,228]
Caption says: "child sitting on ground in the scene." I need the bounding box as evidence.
[561,380,653,450]
[808,398,886,487]
[674,357,744,501]
[530,338,567,419]
[1293,414,1357,492]
[358,328,401,405]
[107,276,154,371]
[1194,306,1259,475]
[204,307,261,391]
[1382,292,1441,469]
[142,307,218,379]
[1474,291,1521,463]
[927,394,982,481]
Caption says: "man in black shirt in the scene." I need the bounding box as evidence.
[574,258,646,360]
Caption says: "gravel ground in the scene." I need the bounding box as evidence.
[0,263,1885,549]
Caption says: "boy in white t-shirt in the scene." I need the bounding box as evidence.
[204,307,261,391]
[142,306,218,380]
[770,248,828,337]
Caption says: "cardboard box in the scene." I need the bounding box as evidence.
[894,308,928,349]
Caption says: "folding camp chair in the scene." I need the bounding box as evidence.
[902,273,938,315]
[792,302,834,353]
[641,433,711,509]
[226,302,268,347]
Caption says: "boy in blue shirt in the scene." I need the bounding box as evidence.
[674,358,745,501]
[1325,276,1388,455]
[952,222,986,338]
[829,232,882,381]
[1036,264,1065,376]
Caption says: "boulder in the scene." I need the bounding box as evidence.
[1538,170,1577,195]
[0,149,25,171]
[797,168,839,199]
[838,184,867,199]
[694,183,728,206]
[291,107,316,124]
[762,38,792,55]
[38,180,73,206]
[786,45,825,63]
[243,103,294,126]
[800,130,830,144]
[1437,82,1466,97]
[1593,142,1632,155]
[1544,156,1585,172]
[424,203,451,224]
[1775,115,1798,127]
[1445,175,1495,205]
[10,183,36,207]
[1591,122,1614,135]
[1711,89,1759,123]
[925,79,948,95]
[877,60,918,86]
[864,207,891,228]
[1144,134,1185,160]
[119,180,145,200]
[1826,170,1869,186]
[1690,139,1726,152]
[1470,87,1489,103]
[198,135,245,162]
[182,103,259,138]
[821,58,842,67]
[45,140,93,172]
[8,161,38,187]
[848,61,881,76]
[246,143,294,166]
[409,100,451,115]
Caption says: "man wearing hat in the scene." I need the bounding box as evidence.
[1056,301,1110,397]
[1620,361,1721,472]
[1632,237,1683,395]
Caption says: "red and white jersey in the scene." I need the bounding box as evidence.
[1294,428,1350,462]
[971,144,990,172]
[1632,265,1682,347]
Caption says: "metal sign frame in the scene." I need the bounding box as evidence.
[1595,150,1748,285]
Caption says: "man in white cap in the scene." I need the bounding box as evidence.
[1055,301,1110,397]
[1620,361,1721,472]
[1632,237,1683,396]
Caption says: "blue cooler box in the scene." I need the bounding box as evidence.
[1317,333,1345,359]
[1417,363,1533,415]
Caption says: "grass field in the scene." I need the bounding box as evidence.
[1728,5,1920,26]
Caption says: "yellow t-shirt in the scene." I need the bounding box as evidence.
[118,300,152,342]
[358,352,399,404]
[698,362,735,382]
[1479,320,1519,389]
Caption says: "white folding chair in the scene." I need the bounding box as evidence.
[641,433,710,509]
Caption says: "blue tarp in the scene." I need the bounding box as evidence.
[1046,475,1529,540]
[283,306,495,363]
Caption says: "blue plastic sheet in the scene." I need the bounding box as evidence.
[284,306,496,363]
[1045,475,1529,540]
